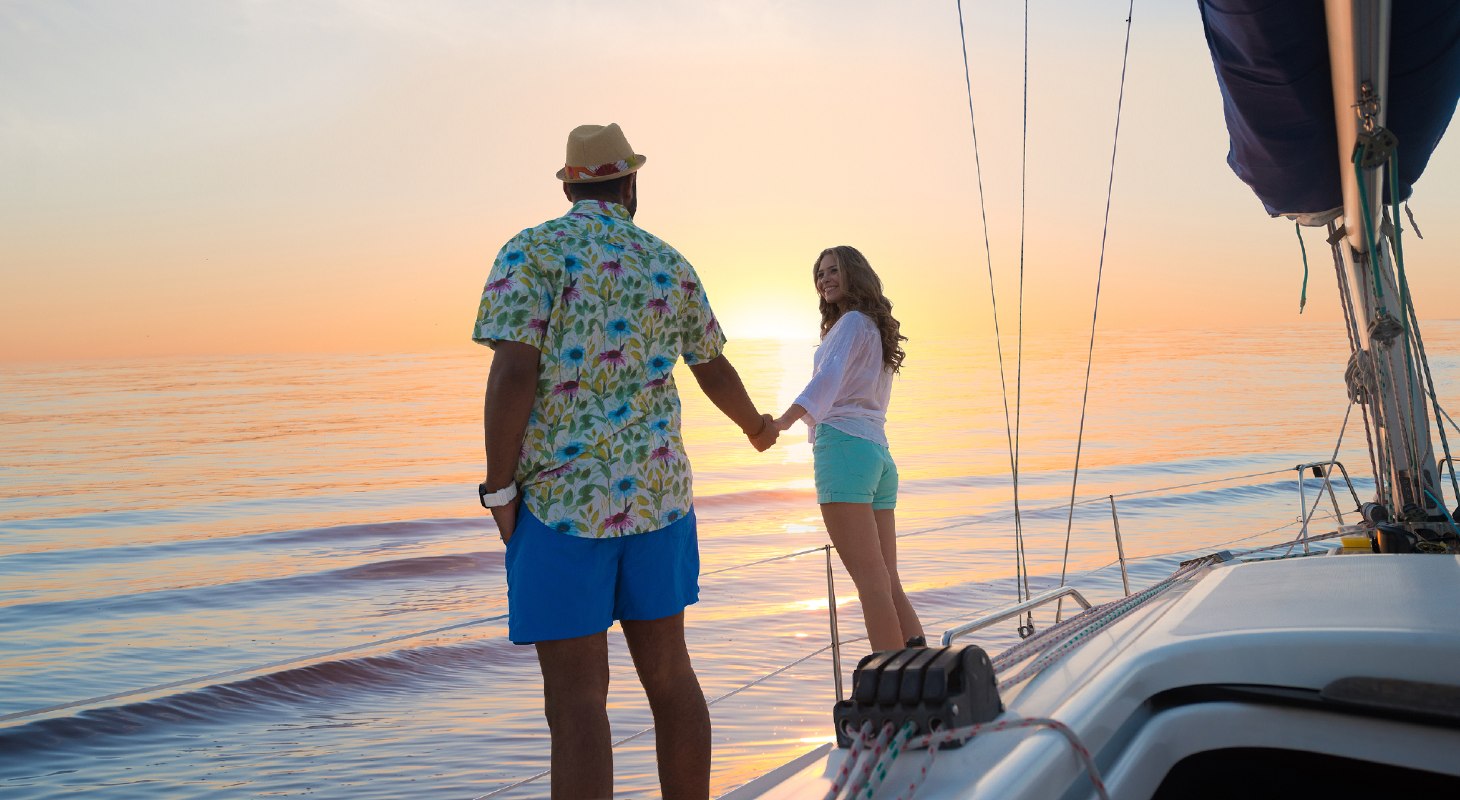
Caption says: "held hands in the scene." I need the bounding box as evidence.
[747,413,779,452]
[749,408,801,451]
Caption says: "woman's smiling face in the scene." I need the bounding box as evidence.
[815,252,845,307]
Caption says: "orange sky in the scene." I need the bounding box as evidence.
[3,1,1458,362]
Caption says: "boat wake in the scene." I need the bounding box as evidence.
[0,636,533,758]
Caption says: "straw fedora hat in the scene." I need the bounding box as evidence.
[556,123,647,183]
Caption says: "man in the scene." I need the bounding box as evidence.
[473,122,777,799]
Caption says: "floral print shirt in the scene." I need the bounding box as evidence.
[473,199,726,538]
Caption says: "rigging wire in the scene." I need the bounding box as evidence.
[1057,0,1136,620]
[1296,401,1355,537]
[1013,0,1033,626]
[1387,153,1456,510]
[955,0,1028,606]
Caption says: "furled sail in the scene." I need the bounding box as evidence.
[1198,0,1460,219]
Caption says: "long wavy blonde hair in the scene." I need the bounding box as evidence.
[814,245,907,373]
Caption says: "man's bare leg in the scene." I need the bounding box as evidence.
[622,613,710,800]
[536,631,612,799]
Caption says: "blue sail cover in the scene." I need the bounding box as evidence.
[1198,0,1460,217]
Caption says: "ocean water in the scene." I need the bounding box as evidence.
[3,324,1456,798]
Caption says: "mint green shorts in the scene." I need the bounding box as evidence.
[813,424,898,509]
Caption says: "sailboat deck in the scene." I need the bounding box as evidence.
[736,553,1460,799]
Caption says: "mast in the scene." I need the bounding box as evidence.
[1324,0,1442,519]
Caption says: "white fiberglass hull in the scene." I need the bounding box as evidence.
[727,553,1460,799]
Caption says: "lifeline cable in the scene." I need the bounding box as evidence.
[13,465,1311,730]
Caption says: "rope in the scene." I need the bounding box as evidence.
[1423,490,1460,538]
[1058,0,1136,618]
[1404,202,1424,239]
[861,722,917,798]
[1381,157,1423,475]
[1352,143,1387,302]
[1331,218,1387,501]
[892,717,1109,800]
[1295,221,1309,313]
[847,721,897,799]
[955,0,1029,609]
[825,721,875,800]
[1354,142,1424,507]
[0,612,510,725]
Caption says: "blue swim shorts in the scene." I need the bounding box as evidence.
[812,424,899,510]
[503,503,700,645]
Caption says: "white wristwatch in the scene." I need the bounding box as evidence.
[478,481,518,509]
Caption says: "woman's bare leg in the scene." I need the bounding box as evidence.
[874,508,923,641]
[821,502,904,650]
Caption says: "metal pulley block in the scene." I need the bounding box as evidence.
[1354,126,1398,169]
[1368,312,1404,344]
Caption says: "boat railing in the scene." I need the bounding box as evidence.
[939,586,1093,647]
[1294,460,1360,553]
[1439,455,1460,501]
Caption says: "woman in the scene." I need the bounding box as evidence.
[774,245,925,652]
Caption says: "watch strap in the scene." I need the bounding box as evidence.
[478,481,518,509]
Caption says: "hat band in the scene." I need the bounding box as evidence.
[563,156,641,180]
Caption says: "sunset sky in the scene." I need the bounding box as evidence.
[3,1,1458,362]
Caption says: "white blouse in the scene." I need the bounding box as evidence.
[793,311,893,447]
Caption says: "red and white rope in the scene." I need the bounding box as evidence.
[843,715,1108,800]
[824,721,875,800]
[916,716,1108,800]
